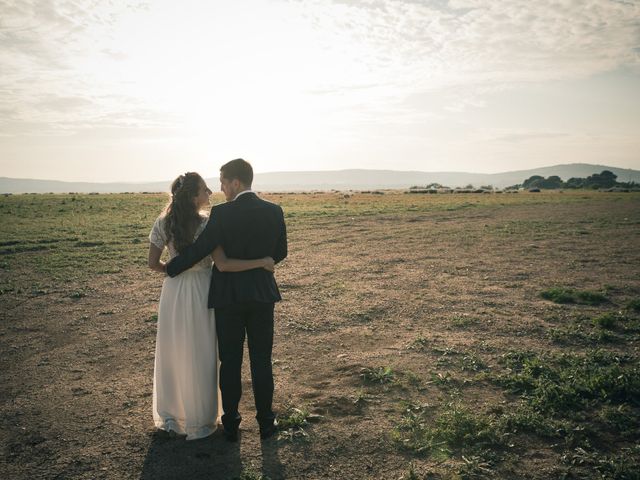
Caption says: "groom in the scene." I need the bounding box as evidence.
[165,158,287,441]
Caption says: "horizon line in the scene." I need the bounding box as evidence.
[2,162,637,185]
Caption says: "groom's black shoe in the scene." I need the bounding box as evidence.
[259,421,278,440]
[223,428,239,442]
[221,412,241,442]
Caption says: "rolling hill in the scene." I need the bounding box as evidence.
[1,163,638,193]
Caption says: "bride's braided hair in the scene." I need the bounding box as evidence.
[163,172,204,253]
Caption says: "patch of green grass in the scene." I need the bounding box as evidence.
[348,306,387,324]
[234,466,271,480]
[592,312,618,329]
[393,401,507,459]
[0,193,166,289]
[560,444,640,479]
[540,287,576,304]
[395,391,639,474]
[621,317,640,334]
[407,336,430,351]
[399,463,420,480]
[352,389,369,407]
[449,315,480,328]
[598,404,640,437]
[97,267,122,274]
[548,324,617,345]
[627,299,640,312]
[285,320,317,332]
[547,310,640,345]
[403,371,423,389]
[434,346,460,357]
[460,353,488,372]
[429,371,461,391]
[603,284,619,294]
[455,456,497,478]
[495,403,569,438]
[361,366,395,384]
[540,287,608,305]
[492,350,640,415]
[575,290,609,305]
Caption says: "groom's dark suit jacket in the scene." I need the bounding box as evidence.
[166,192,287,308]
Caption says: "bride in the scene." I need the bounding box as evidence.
[148,172,274,440]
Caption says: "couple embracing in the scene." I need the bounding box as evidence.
[148,158,287,442]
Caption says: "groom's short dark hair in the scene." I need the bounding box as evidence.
[220,158,253,186]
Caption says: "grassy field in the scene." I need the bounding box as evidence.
[1,190,639,479]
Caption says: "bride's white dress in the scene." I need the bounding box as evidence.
[149,214,221,440]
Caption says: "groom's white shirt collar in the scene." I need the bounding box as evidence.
[233,189,253,201]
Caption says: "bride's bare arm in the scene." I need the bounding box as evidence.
[148,243,166,274]
[212,246,275,272]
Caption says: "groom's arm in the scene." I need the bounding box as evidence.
[166,208,222,277]
[273,206,287,264]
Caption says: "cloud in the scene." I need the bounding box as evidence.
[0,0,155,135]
[492,132,569,143]
[294,0,640,110]
[36,95,95,112]
[101,49,127,61]
[1,0,639,143]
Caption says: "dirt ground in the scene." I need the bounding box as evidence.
[1,192,639,479]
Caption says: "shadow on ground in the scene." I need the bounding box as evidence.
[139,430,285,480]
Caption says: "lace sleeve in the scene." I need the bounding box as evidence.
[149,216,166,250]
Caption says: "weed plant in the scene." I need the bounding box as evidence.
[277,405,310,430]
[361,366,395,384]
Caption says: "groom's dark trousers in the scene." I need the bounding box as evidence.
[166,192,287,432]
[215,301,275,429]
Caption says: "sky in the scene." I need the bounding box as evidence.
[1,0,639,182]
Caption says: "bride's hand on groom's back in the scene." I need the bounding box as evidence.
[261,257,275,272]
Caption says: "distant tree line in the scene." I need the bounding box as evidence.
[509,171,638,190]
[408,170,638,193]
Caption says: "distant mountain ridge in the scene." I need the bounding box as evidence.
[1,163,639,193]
